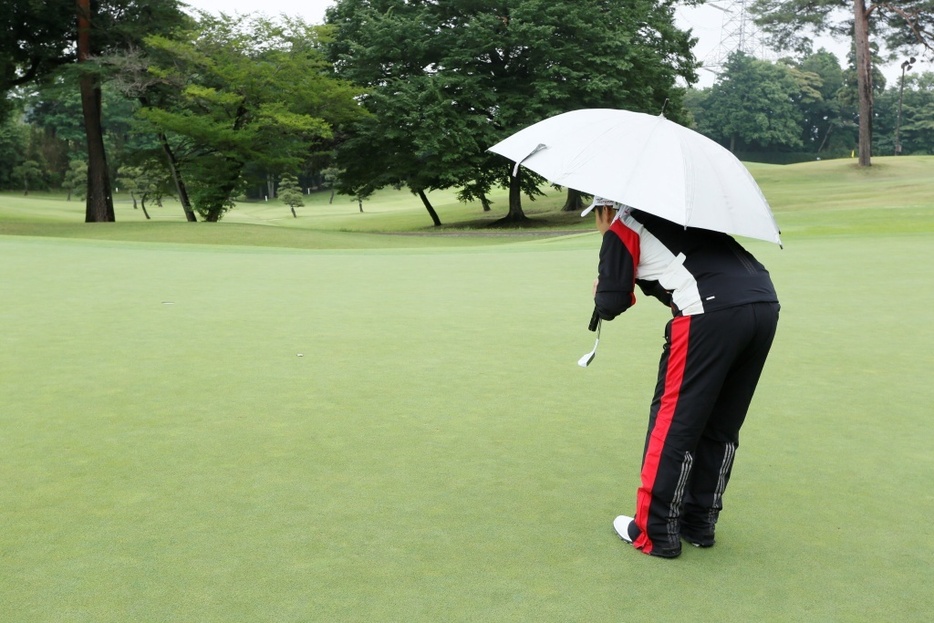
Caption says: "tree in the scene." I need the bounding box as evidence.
[751,0,934,166]
[11,159,43,195]
[25,74,146,197]
[898,71,934,153]
[117,164,167,219]
[322,166,340,204]
[139,13,363,221]
[0,113,29,189]
[2,0,190,219]
[77,0,115,222]
[0,1,74,123]
[326,0,697,226]
[23,78,86,183]
[795,49,857,153]
[697,52,813,153]
[873,70,934,153]
[278,174,305,218]
[63,160,88,201]
[106,47,198,221]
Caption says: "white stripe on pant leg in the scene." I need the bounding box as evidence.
[667,451,694,542]
[706,442,736,527]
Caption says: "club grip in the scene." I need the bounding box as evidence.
[588,308,600,332]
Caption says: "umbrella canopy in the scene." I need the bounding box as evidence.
[489,108,782,245]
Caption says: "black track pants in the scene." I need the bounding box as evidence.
[632,302,779,556]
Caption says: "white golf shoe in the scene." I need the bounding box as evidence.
[613,515,636,544]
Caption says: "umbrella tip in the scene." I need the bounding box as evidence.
[658,98,669,117]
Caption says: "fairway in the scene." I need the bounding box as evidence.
[2,158,933,621]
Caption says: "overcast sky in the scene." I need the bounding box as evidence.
[182,0,912,88]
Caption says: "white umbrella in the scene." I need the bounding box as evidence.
[488,108,782,245]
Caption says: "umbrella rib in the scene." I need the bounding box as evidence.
[616,114,667,206]
[678,128,695,229]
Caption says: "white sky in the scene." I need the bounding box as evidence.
[183,0,915,88]
[181,0,335,22]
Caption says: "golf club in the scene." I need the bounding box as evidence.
[578,310,602,368]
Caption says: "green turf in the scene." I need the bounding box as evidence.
[1,157,933,621]
[0,184,582,241]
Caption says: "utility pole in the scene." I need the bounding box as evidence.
[894,57,916,155]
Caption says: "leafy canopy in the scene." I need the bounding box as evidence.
[325,0,698,217]
[139,12,364,221]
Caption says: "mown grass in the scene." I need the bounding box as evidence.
[2,156,931,247]
[1,156,932,622]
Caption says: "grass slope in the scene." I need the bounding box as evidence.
[1,157,933,622]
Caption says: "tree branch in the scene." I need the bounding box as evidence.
[876,3,934,53]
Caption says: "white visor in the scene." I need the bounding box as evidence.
[581,197,616,217]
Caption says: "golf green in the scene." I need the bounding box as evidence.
[2,219,932,621]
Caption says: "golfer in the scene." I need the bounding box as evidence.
[584,197,779,559]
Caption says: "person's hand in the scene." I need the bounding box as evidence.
[595,205,617,234]
[593,277,599,297]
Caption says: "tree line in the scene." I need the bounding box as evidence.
[689,50,934,162]
[1,0,932,225]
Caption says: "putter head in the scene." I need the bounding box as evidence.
[577,352,595,368]
[578,317,601,368]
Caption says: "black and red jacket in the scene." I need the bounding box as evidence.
[595,209,778,320]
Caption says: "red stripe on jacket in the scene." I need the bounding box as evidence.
[633,315,691,554]
[610,219,640,308]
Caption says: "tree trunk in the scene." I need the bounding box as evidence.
[202,159,244,221]
[816,124,832,153]
[80,73,114,222]
[562,188,584,212]
[854,0,873,167]
[291,206,297,218]
[501,168,528,223]
[416,189,442,226]
[140,197,151,220]
[130,190,137,209]
[157,131,196,221]
[479,191,491,212]
[204,183,235,222]
[77,0,115,223]
[267,173,275,200]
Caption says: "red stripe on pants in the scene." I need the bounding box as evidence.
[633,316,691,554]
